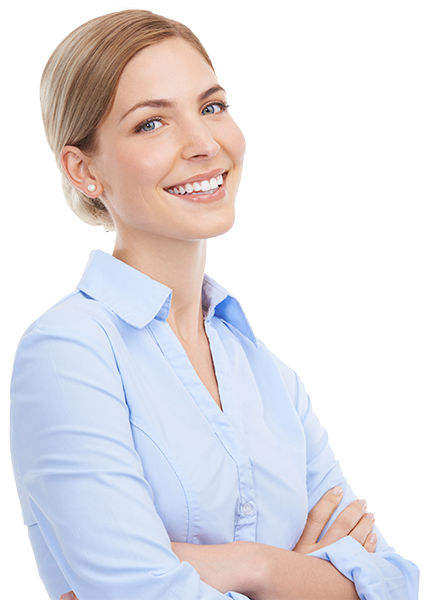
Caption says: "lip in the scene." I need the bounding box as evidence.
[164,167,227,190]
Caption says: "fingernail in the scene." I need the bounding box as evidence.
[369,533,377,545]
[331,486,343,496]
[60,593,75,600]
[365,512,375,522]
[358,499,367,508]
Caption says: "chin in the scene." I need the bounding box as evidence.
[191,212,235,241]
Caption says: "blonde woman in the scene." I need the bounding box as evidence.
[10,10,419,600]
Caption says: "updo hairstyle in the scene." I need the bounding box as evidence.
[40,10,214,231]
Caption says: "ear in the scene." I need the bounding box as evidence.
[60,146,104,198]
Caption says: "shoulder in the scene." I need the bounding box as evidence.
[11,290,127,421]
[19,289,117,344]
[13,290,122,381]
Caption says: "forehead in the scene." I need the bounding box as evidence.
[114,38,217,106]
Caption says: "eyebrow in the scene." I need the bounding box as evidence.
[119,85,226,123]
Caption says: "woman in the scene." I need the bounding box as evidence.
[10,9,419,600]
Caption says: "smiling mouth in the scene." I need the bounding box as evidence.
[165,172,226,196]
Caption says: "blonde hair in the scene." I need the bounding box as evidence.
[41,10,214,231]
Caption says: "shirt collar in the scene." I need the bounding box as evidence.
[77,250,172,328]
[77,250,257,346]
[202,274,257,345]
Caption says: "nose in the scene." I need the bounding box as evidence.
[180,116,220,162]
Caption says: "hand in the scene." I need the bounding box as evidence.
[293,486,377,555]
[59,593,77,600]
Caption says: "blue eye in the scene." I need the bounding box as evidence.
[202,102,229,115]
[135,118,162,133]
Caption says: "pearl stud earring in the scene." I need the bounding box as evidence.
[87,184,96,193]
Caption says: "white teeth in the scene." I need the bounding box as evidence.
[167,173,225,195]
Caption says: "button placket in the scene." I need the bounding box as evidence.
[204,318,258,539]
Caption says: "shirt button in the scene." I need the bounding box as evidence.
[243,502,254,516]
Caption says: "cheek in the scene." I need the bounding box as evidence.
[228,123,246,166]
[100,141,174,192]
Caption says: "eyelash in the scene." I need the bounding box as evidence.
[134,101,230,134]
[134,117,163,134]
[202,101,230,115]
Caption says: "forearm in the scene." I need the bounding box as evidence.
[172,541,359,600]
[249,543,359,600]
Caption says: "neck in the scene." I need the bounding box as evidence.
[113,233,207,342]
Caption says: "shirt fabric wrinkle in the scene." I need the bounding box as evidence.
[10,249,419,600]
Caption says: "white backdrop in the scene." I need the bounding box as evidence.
[277,0,429,599]
[2,0,429,600]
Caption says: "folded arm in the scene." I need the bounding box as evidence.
[171,488,375,600]
[63,488,376,600]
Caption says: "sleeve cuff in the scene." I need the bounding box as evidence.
[308,536,419,600]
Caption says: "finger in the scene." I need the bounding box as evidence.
[363,532,378,553]
[60,593,77,600]
[320,498,368,547]
[298,486,344,546]
[349,512,375,546]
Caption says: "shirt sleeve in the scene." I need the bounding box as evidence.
[10,316,249,600]
[271,356,419,600]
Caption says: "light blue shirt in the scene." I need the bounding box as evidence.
[10,250,419,600]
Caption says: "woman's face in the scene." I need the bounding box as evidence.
[90,38,246,244]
